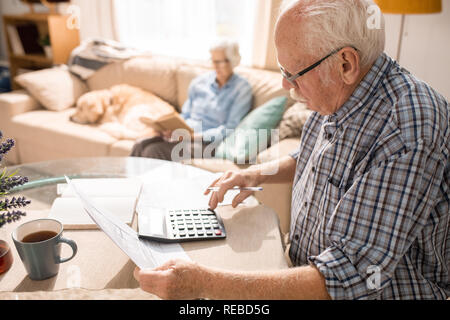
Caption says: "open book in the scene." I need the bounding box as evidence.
[48,178,143,230]
[140,111,194,134]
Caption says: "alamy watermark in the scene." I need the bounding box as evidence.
[66,5,81,30]
[366,265,381,290]
[367,4,382,30]
[66,265,81,288]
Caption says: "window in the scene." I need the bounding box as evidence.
[114,0,258,65]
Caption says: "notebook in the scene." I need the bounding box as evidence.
[48,178,143,230]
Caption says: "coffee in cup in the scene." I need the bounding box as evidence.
[12,219,77,280]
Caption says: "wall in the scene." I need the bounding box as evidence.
[394,2,450,100]
[263,1,450,100]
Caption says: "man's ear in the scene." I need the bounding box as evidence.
[339,47,360,85]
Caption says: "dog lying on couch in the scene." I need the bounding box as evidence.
[71,84,175,140]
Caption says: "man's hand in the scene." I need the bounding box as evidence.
[134,259,205,300]
[134,260,331,300]
[204,169,261,209]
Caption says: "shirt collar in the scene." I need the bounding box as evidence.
[210,72,237,91]
[326,53,393,127]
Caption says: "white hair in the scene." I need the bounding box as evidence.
[209,39,241,69]
[279,0,385,69]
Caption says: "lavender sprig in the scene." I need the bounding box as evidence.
[0,196,31,210]
[0,138,14,163]
[0,175,29,194]
[0,210,27,228]
[0,130,31,229]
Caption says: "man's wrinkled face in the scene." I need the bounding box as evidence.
[275,14,342,116]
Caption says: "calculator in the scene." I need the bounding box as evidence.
[137,207,226,243]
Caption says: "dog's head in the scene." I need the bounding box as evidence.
[71,90,112,124]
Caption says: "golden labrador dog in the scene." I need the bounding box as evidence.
[71,84,175,140]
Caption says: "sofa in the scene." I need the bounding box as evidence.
[0,55,309,236]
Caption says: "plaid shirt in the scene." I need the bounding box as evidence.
[289,53,449,300]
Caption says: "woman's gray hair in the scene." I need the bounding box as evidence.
[279,0,385,69]
[209,39,242,69]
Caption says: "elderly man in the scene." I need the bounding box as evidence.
[134,0,449,300]
[130,39,252,160]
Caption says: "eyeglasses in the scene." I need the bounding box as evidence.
[211,59,229,66]
[279,46,357,87]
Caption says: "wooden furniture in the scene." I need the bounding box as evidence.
[20,0,70,15]
[2,13,80,90]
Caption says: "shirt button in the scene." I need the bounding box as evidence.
[304,201,308,208]
[327,133,333,140]
[311,166,316,173]
[294,234,300,241]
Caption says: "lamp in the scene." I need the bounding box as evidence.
[374,0,442,14]
[374,0,442,61]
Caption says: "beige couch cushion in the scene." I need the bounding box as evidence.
[0,90,43,164]
[278,102,312,140]
[235,66,295,110]
[122,56,179,108]
[86,61,125,91]
[10,108,116,163]
[257,138,300,164]
[109,139,135,156]
[15,66,88,111]
[0,90,41,131]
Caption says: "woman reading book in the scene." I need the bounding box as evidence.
[130,39,252,161]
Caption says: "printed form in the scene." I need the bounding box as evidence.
[64,176,190,269]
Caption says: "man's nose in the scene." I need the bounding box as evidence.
[282,77,295,91]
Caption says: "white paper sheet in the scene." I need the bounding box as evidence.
[137,168,257,210]
[65,176,190,269]
[49,197,136,229]
[57,178,143,197]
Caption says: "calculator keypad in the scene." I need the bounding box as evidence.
[168,209,226,241]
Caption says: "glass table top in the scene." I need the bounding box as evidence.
[7,157,207,211]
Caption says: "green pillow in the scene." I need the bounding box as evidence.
[215,96,287,163]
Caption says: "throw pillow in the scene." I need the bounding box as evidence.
[215,96,287,163]
[15,65,88,111]
[278,102,312,140]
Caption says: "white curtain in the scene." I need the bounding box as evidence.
[112,0,258,65]
[71,0,119,42]
[67,0,270,67]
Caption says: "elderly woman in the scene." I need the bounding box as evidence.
[130,39,252,160]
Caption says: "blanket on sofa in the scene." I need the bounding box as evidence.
[68,38,150,80]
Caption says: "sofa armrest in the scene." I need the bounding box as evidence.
[257,138,300,164]
[0,90,41,120]
[0,90,41,164]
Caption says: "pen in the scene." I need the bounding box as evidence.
[207,186,263,192]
